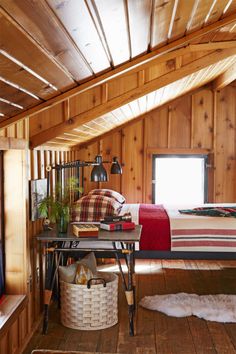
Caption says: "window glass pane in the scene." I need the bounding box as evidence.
[154,156,206,205]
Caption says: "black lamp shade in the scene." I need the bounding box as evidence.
[90,155,108,182]
[110,157,122,174]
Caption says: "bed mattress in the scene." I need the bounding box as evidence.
[120,203,236,252]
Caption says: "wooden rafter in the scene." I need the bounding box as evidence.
[30,47,236,148]
[213,61,236,89]
[189,41,236,51]
[1,11,236,130]
[0,7,76,83]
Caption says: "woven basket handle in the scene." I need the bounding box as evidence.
[87,277,106,289]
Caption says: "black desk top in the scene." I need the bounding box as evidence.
[36,224,142,243]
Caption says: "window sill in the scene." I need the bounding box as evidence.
[0,294,27,336]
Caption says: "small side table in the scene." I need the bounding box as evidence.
[37,225,142,336]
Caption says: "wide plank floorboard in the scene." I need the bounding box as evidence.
[23,260,236,354]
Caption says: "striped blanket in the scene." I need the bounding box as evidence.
[179,206,236,218]
[120,203,236,252]
[167,206,236,252]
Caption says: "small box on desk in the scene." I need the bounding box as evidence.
[72,224,99,237]
[100,221,135,231]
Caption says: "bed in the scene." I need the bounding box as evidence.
[120,203,236,253]
[72,189,236,259]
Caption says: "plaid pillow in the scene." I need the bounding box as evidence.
[88,189,126,204]
[71,195,122,222]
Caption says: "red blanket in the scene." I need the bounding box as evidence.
[139,204,171,250]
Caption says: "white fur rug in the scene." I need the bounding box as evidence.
[139,293,236,323]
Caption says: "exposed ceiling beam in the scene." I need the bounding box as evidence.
[30,47,236,148]
[1,12,236,130]
[0,7,79,82]
[213,61,236,89]
[189,41,236,51]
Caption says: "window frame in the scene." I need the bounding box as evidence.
[152,153,209,205]
[0,150,5,297]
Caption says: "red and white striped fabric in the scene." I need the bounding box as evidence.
[167,206,236,252]
[72,194,122,222]
[121,203,236,252]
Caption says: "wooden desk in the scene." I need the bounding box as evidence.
[37,225,142,336]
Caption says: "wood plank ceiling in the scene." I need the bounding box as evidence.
[0,0,236,147]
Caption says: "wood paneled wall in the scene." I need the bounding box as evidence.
[0,84,236,354]
[77,85,236,203]
[0,120,75,354]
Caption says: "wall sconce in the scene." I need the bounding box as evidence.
[90,155,122,182]
[46,155,122,194]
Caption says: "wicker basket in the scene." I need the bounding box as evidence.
[60,272,118,330]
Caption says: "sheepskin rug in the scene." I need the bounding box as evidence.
[139,293,236,322]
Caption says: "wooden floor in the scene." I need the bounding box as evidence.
[23,259,236,354]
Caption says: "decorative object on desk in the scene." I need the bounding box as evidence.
[38,177,82,233]
[100,220,135,231]
[101,212,132,223]
[72,224,99,237]
[42,218,52,231]
[30,178,47,221]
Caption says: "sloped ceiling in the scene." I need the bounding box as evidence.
[0,0,236,148]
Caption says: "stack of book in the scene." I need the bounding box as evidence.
[72,224,99,237]
[100,214,135,231]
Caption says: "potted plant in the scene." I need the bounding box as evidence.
[38,177,82,233]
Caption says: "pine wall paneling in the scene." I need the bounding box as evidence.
[191,89,213,149]
[0,85,236,353]
[0,119,30,354]
[76,85,236,203]
[0,118,74,353]
[4,149,27,295]
[121,121,144,202]
[215,87,236,202]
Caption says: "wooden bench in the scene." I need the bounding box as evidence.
[31,350,124,354]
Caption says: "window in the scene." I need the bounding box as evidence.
[152,154,208,205]
[0,151,4,297]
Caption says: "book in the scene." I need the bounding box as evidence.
[101,213,132,223]
[99,221,135,231]
[72,224,99,237]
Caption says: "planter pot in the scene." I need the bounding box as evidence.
[57,217,69,233]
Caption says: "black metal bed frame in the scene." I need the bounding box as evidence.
[70,250,236,260]
[135,250,236,260]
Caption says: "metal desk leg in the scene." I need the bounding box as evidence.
[113,242,135,336]
[126,243,135,336]
[119,243,135,336]
[42,245,62,334]
[131,243,136,311]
